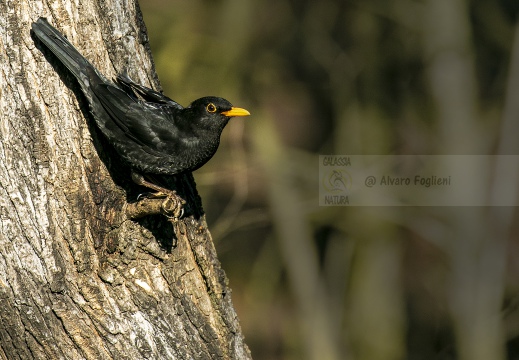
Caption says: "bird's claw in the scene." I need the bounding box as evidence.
[137,191,170,200]
[137,192,151,201]
[160,194,186,220]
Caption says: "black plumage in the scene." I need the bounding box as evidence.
[31,18,250,216]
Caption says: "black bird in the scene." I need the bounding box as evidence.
[32,18,250,217]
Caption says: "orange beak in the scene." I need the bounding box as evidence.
[221,107,250,117]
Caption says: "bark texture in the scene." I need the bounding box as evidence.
[0,1,251,359]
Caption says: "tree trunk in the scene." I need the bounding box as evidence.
[0,1,251,359]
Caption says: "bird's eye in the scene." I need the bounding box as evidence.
[206,103,217,113]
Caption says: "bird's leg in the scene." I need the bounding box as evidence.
[131,171,171,195]
[131,171,186,219]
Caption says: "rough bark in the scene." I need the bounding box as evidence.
[0,1,251,359]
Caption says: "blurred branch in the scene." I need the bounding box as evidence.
[346,214,405,360]
[496,21,519,155]
[253,113,343,360]
[488,19,519,243]
[423,1,507,360]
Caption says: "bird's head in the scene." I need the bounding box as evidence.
[184,96,250,131]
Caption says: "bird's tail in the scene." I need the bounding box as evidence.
[32,18,93,87]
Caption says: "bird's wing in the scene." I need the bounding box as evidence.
[116,73,182,109]
[92,82,185,155]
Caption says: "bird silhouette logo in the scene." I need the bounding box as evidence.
[323,169,351,192]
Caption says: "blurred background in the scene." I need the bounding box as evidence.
[139,0,519,359]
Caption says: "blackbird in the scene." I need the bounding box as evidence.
[32,18,250,217]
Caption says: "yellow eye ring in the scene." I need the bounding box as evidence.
[206,103,217,113]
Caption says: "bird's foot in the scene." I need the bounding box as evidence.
[136,190,186,220]
[131,171,186,220]
[160,194,186,220]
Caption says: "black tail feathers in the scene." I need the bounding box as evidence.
[32,18,93,87]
